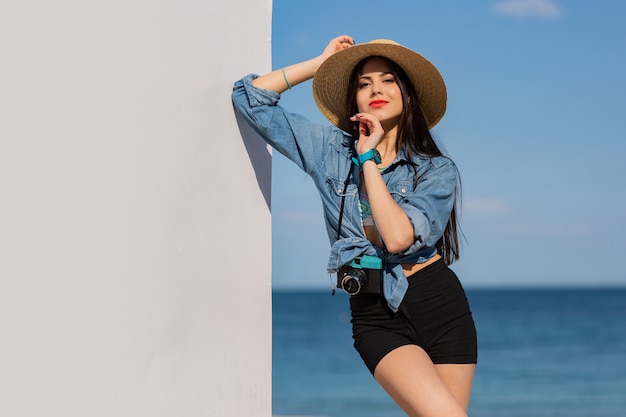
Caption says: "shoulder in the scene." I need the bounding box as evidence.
[429,155,456,171]
[408,153,457,173]
[400,154,459,189]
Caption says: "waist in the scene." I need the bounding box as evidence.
[402,253,442,276]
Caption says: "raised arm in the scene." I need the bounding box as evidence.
[252,35,355,93]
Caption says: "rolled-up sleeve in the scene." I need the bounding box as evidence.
[232,74,334,175]
[397,157,458,255]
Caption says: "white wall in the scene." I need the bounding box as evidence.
[0,1,272,416]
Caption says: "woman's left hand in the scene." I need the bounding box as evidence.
[350,113,384,154]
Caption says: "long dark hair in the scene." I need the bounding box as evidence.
[345,56,462,264]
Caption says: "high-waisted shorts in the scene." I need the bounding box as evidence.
[349,258,477,375]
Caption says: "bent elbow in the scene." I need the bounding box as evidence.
[384,235,415,255]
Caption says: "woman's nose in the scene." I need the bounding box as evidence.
[370,81,382,95]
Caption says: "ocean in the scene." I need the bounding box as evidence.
[272,288,626,417]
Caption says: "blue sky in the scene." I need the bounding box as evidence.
[267,0,626,289]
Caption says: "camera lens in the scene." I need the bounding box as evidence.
[341,269,366,295]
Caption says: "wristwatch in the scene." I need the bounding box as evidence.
[355,149,382,168]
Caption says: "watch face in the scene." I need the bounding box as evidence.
[373,150,382,163]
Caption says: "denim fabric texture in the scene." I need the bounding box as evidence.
[232,74,458,312]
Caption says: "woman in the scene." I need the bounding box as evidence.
[232,35,477,417]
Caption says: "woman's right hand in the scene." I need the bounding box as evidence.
[252,35,354,93]
[319,35,355,63]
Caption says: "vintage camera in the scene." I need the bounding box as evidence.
[337,255,383,296]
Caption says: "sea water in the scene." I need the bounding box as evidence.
[272,288,626,417]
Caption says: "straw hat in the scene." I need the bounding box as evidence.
[312,39,447,132]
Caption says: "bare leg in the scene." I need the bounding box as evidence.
[435,363,475,410]
[373,345,473,417]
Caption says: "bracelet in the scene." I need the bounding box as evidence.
[281,68,292,90]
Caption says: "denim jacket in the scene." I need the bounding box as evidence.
[232,74,458,312]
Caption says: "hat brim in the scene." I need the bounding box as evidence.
[312,40,447,132]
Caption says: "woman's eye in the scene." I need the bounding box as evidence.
[383,77,395,83]
[358,82,370,88]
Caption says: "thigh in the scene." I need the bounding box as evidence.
[349,293,416,375]
[374,345,469,417]
[401,262,477,364]
[435,363,475,411]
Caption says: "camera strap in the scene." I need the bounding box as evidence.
[336,160,354,242]
[330,160,354,297]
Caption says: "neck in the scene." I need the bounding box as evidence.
[376,124,398,165]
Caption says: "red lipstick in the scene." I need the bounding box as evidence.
[369,100,388,108]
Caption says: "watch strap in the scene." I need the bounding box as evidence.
[353,149,381,169]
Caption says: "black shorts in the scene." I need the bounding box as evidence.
[349,258,478,375]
